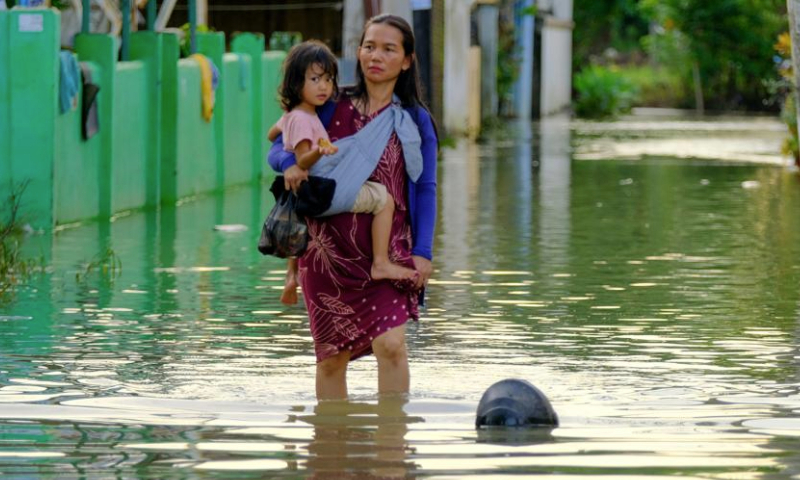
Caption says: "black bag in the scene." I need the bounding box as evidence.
[268,175,336,218]
[257,188,308,258]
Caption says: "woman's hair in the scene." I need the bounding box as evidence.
[350,14,428,111]
[279,40,339,112]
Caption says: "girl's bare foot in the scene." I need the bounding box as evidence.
[280,274,299,305]
[371,261,417,281]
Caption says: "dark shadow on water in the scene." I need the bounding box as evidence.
[476,426,556,446]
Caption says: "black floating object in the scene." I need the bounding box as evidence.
[476,379,559,428]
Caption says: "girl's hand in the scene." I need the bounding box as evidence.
[319,144,339,156]
[283,164,308,193]
[318,139,338,156]
[411,255,432,290]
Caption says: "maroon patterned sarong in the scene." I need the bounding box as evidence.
[298,97,419,362]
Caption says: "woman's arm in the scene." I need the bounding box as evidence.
[410,107,438,261]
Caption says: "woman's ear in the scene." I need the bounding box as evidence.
[402,53,413,72]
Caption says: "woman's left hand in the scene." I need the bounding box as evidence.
[411,255,432,290]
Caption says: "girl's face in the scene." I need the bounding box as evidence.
[301,63,334,107]
[358,23,412,85]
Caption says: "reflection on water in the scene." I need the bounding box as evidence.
[2,114,800,478]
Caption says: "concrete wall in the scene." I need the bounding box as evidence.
[0,9,283,230]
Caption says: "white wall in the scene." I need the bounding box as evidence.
[539,1,573,116]
[443,0,471,134]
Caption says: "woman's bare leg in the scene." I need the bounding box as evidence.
[316,350,351,400]
[372,324,410,395]
[370,194,417,281]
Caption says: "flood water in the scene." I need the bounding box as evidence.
[2,112,800,479]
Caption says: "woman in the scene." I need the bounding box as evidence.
[268,14,438,400]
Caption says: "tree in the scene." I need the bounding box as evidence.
[640,0,786,111]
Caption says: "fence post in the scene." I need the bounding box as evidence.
[231,32,265,182]
[130,31,163,208]
[75,33,116,219]
[3,9,60,228]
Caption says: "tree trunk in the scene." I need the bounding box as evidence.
[787,0,800,167]
[691,59,704,115]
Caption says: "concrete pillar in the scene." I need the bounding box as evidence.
[443,0,471,134]
[381,0,413,26]
[342,0,364,61]
[476,0,498,119]
[539,0,573,115]
[197,0,207,25]
[513,0,534,120]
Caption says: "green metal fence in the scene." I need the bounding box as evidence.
[0,9,284,229]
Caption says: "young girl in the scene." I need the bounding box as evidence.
[267,40,417,306]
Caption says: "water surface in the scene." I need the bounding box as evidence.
[2,113,800,479]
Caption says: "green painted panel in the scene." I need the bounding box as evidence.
[112,62,148,213]
[74,33,116,220]
[130,32,163,209]
[230,33,265,182]
[0,12,11,203]
[53,60,103,224]
[222,53,254,186]
[7,9,59,228]
[175,59,217,198]
[196,32,226,189]
[160,33,180,205]
[262,51,285,179]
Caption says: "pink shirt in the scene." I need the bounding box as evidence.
[277,109,330,152]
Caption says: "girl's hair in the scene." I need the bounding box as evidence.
[350,14,429,112]
[279,40,339,112]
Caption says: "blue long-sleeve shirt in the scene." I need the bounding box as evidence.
[267,100,438,260]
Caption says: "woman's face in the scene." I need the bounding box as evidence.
[358,23,412,85]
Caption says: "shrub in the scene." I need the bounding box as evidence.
[616,64,690,108]
[574,65,639,118]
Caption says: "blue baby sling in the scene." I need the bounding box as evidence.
[310,97,423,216]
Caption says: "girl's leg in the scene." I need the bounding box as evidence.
[370,194,417,281]
[316,350,351,400]
[280,257,299,305]
[372,324,410,395]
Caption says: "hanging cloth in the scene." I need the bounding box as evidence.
[189,54,218,122]
[79,63,100,140]
[58,51,80,114]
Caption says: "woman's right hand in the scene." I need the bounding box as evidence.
[283,164,309,192]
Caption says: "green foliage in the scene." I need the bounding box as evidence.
[573,0,786,112]
[574,65,639,119]
[75,247,122,283]
[639,0,786,111]
[779,93,799,163]
[496,6,519,115]
[268,31,302,52]
[572,0,650,71]
[179,23,214,58]
[771,32,799,166]
[616,64,690,108]
[0,182,40,302]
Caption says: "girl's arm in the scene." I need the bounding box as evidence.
[266,101,337,173]
[294,140,324,170]
[267,124,282,143]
